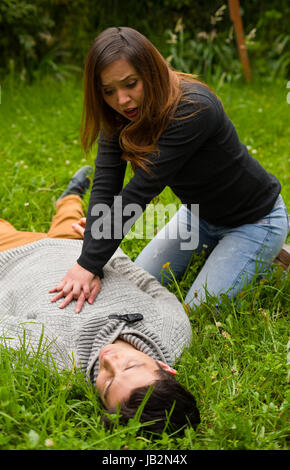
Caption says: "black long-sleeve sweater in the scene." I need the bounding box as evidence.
[77,81,281,277]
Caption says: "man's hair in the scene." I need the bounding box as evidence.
[102,362,200,435]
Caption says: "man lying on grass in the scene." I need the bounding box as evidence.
[0,166,200,434]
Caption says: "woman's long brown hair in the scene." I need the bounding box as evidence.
[81,27,201,172]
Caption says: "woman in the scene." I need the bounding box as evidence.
[50,26,289,313]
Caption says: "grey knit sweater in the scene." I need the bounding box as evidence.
[0,239,192,384]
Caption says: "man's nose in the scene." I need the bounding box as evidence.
[117,89,131,106]
[103,353,121,372]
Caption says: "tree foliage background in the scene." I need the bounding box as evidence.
[0,0,289,82]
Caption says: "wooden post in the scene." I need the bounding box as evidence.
[228,0,252,82]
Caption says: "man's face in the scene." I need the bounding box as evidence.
[96,340,176,409]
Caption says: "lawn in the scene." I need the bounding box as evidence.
[0,75,289,451]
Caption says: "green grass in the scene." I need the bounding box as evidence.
[0,75,289,450]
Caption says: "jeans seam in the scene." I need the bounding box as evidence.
[284,207,290,232]
[231,222,273,292]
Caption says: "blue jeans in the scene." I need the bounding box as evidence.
[135,195,289,308]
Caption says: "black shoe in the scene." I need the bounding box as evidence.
[57,165,93,201]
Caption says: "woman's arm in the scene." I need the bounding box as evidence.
[49,131,126,313]
[81,130,127,266]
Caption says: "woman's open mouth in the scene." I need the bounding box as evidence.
[124,108,138,119]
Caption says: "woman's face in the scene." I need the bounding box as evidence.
[100,58,144,120]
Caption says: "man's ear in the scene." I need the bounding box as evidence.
[157,360,177,375]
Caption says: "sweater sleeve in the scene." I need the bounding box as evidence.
[77,93,218,277]
[108,248,183,305]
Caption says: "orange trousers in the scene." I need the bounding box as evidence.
[0,195,84,252]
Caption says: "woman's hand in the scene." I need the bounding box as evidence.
[49,263,101,313]
[72,217,86,238]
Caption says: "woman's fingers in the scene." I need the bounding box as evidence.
[55,285,97,313]
[49,280,66,294]
[75,291,86,314]
[82,283,91,299]
[50,290,66,303]
[62,281,74,296]
[49,263,101,312]
[58,291,75,309]
[88,278,101,304]
[50,281,78,302]
[49,276,101,312]
[72,282,82,298]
